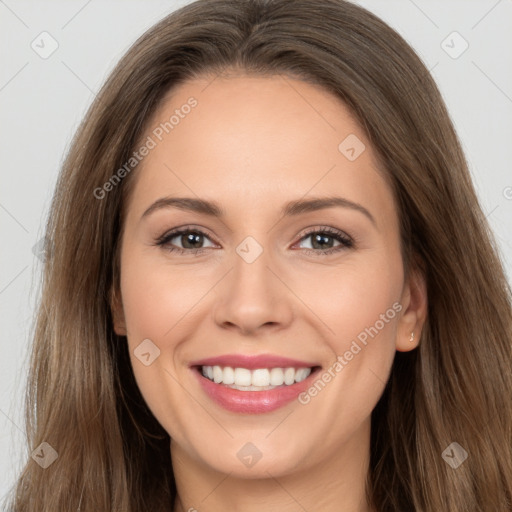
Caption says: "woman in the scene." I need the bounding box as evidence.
[7,0,512,510]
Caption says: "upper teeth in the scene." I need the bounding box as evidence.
[202,365,312,388]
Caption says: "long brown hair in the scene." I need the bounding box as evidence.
[6,0,512,510]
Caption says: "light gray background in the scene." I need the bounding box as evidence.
[1,0,511,503]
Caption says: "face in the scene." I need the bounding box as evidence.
[112,73,424,479]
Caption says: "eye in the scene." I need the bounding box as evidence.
[294,226,354,255]
[155,227,216,255]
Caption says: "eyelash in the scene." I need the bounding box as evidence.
[154,225,355,256]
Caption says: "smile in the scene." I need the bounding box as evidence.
[201,365,312,390]
[191,357,321,413]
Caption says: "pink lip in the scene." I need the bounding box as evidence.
[189,353,317,370]
[194,371,318,413]
[190,355,321,414]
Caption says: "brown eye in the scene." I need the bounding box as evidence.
[295,227,354,255]
[156,228,216,254]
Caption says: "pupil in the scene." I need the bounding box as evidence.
[312,233,333,249]
[183,232,203,249]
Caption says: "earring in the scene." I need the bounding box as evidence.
[409,332,415,342]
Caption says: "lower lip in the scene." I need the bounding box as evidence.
[193,367,319,414]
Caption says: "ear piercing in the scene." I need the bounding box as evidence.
[410,332,415,342]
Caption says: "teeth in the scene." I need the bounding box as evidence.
[284,367,295,385]
[269,367,284,386]
[201,365,312,389]
[234,367,252,386]
[252,369,269,386]
[222,366,235,385]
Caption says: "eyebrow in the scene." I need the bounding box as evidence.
[141,195,377,227]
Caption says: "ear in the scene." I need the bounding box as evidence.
[110,285,127,336]
[396,262,428,352]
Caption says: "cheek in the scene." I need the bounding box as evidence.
[296,249,402,411]
[293,285,399,447]
[120,249,210,341]
[118,251,203,435]
[300,250,402,347]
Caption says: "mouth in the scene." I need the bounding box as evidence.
[196,364,320,391]
[190,359,322,414]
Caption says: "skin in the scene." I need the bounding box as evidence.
[112,73,427,512]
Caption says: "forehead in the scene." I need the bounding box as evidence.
[126,74,397,230]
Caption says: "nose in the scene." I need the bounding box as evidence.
[212,243,294,336]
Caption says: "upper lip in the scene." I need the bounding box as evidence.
[190,354,319,370]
